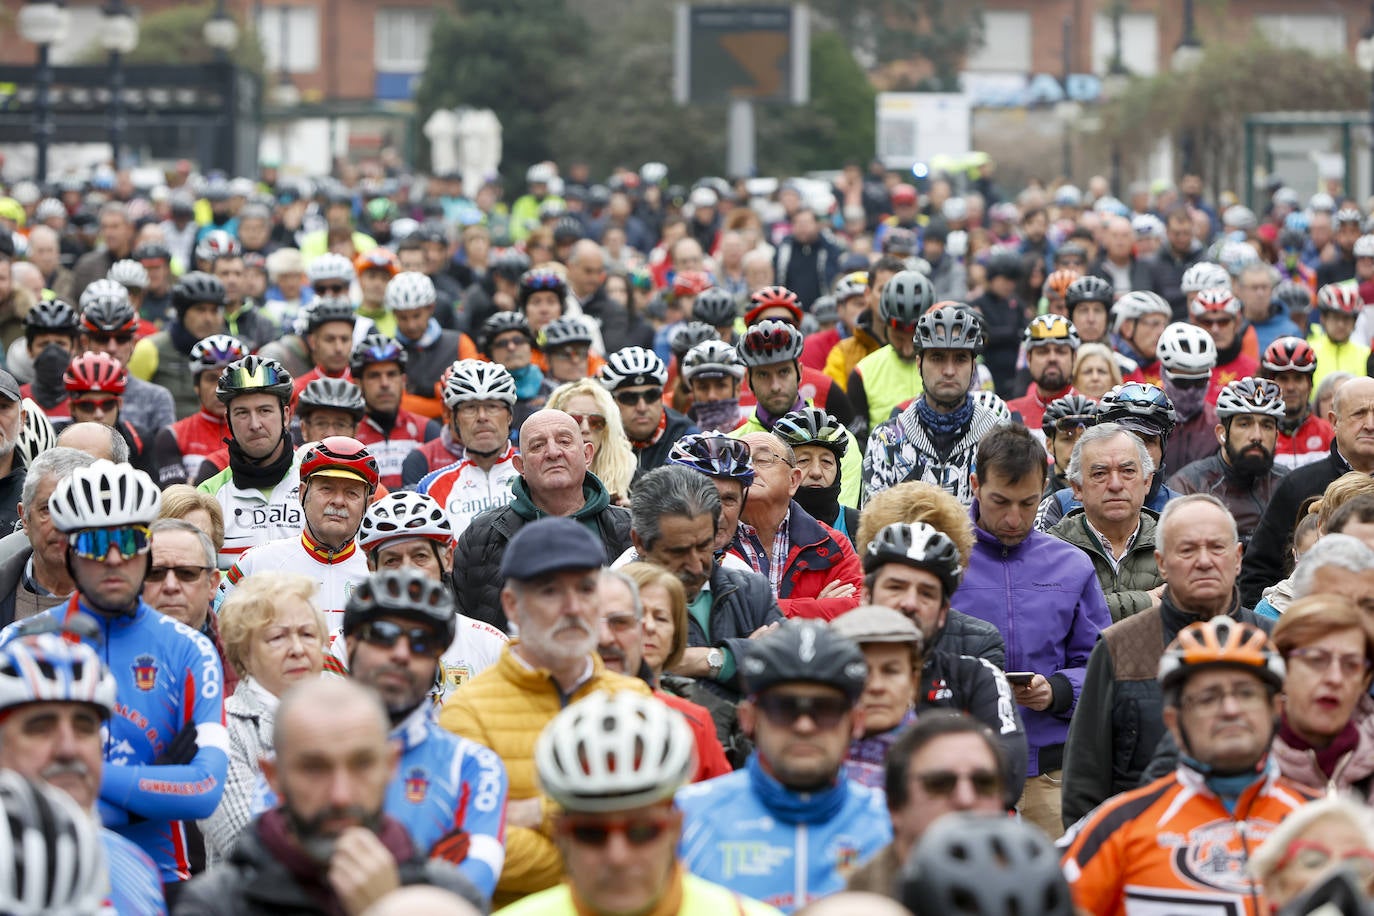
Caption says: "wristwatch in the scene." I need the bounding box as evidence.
[706,648,725,679]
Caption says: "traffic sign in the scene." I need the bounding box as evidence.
[673,5,809,106]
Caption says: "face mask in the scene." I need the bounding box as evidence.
[691,398,741,433]
[1163,375,1207,421]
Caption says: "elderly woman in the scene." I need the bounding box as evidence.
[830,605,924,789]
[1250,795,1374,911]
[199,571,327,864]
[1270,593,1374,797]
[624,561,748,769]
[548,378,636,502]
[158,484,225,557]
[1071,342,1122,401]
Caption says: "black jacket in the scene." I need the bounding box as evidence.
[969,291,1027,399]
[1089,255,1153,296]
[1166,453,1288,546]
[580,287,643,354]
[1239,441,1349,607]
[688,562,784,700]
[938,608,1006,670]
[452,473,633,632]
[172,814,482,915]
[632,408,699,483]
[1060,590,1270,829]
[1144,242,1206,320]
[0,538,32,628]
[919,649,1028,807]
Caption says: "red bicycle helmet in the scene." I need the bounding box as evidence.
[299,436,380,492]
[63,352,128,395]
[1189,286,1241,319]
[1317,284,1363,315]
[1260,336,1317,375]
[745,285,803,326]
[672,270,713,298]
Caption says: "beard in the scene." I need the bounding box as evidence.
[281,793,385,866]
[1036,366,1068,392]
[1225,440,1275,477]
[521,615,597,665]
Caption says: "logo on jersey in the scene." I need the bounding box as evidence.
[404,768,429,803]
[831,840,861,876]
[1168,818,1278,894]
[1307,436,1323,448]
[131,655,158,691]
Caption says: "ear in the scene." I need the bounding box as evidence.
[1329,407,1338,427]
[737,698,757,739]
[1155,550,1167,579]
[850,707,867,741]
[582,438,594,468]
[631,529,646,556]
[969,473,980,501]
[1069,479,1084,501]
[1162,705,1181,746]
[209,569,222,591]
[513,452,525,474]
[500,585,519,626]
[1214,424,1225,447]
[787,465,803,496]
[439,543,455,574]
[860,583,872,605]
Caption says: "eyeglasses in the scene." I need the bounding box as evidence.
[71,397,119,413]
[755,692,851,729]
[750,451,794,469]
[1180,681,1268,713]
[147,565,213,584]
[1277,840,1374,879]
[455,402,508,419]
[615,389,660,407]
[1289,647,1373,678]
[88,333,134,346]
[567,412,607,432]
[314,283,349,295]
[492,335,529,351]
[911,768,1002,799]
[600,612,638,633]
[69,525,152,561]
[357,620,444,657]
[556,812,674,848]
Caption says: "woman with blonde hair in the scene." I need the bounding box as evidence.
[1071,342,1122,401]
[1250,794,1374,910]
[158,484,225,557]
[547,379,636,502]
[199,572,327,864]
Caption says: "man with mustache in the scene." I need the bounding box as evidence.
[179,678,483,915]
[0,447,93,627]
[440,517,650,907]
[1007,314,1079,436]
[1167,378,1289,546]
[218,436,375,632]
[0,634,166,913]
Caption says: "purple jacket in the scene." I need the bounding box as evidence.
[951,505,1111,775]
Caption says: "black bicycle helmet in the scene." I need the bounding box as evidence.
[131,242,171,263]
[172,271,226,311]
[863,521,964,597]
[692,287,739,327]
[1273,279,1314,315]
[669,321,721,360]
[350,334,408,375]
[22,298,79,338]
[739,620,868,703]
[297,376,367,420]
[1099,382,1178,439]
[342,568,457,648]
[984,250,1023,281]
[216,355,293,405]
[1042,394,1100,438]
[1065,274,1114,308]
[79,283,139,334]
[489,250,532,282]
[774,407,849,459]
[915,305,984,353]
[302,295,358,333]
[480,312,535,355]
[668,432,755,486]
[879,270,936,325]
[901,813,1075,916]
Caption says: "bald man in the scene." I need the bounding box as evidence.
[360,885,482,916]
[56,420,129,463]
[1090,215,1150,297]
[568,239,631,353]
[1242,376,1374,605]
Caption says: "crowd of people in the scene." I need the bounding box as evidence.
[2,158,1374,915]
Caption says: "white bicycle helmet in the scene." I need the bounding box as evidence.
[1215,378,1286,421]
[1180,261,1231,295]
[358,491,453,553]
[598,346,667,390]
[681,340,745,383]
[1111,290,1172,335]
[48,460,162,533]
[0,633,116,718]
[306,252,356,286]
[1132,213,1165,240]
[77,278,130,313]
[1216,240,1260,277]
[14,398,55,470]
[1156,322,1217,379]
[106,259,149,290]
[536,691,697,813]
[384,271,437,312]
[832,271,867,303]
[442,359,517,408]
[971,389,1012,424]
[0,770,108,916]
[1355,235,1374,259]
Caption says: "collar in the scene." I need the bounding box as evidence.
[631,410,668,448]
[395,317,443,349]
[1031,383,1074,409]
[1083,514,1141,561]
[196,408,226,426]
[508,644,597,695]
[241,676,281,713]
[21,557,61,599]
[299,527,358,564]
[390,701,436,753]
[744,753,850,824]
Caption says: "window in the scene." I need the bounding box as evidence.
[965,11,1031,73]
[1092,13,1159,76]
[258,6,320,74]
[1255,14,1346,55]
[375,8,435,72]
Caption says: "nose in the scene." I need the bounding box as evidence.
[326,767,354,807]
[598,617,616,644]
[52,717,81,756]
[950,774,980,809]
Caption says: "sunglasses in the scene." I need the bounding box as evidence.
[567,412,607,431]
[556,813,674,848]
[358,620,444,657]
[492,336,529,351]
[615,389,660,407]
[755,692,850,730]
[88,332,134,346]
[314,283,349,294]
[1168,376,1210,390]
[887,317,919,334]
[70,525,151,561]
[221,363,288,389]
[147,565,213,584]
[912,768,1002,799]
[71,397,119,413]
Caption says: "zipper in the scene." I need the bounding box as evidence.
[795,822,807,907]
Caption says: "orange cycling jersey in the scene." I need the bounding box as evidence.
[1061,764,1318,916]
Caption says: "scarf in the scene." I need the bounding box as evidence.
[228,431,295,491]
[754,394,805,433]
[691,398,741,432]
[395,317,443,349]
[794,479,842,528]
[510,363,545,400]
[915,393,974,437]
[1279,715,1361,780]
[255,808,415,916]
[1215,332,1244,369]
[169,318,200,355]
[31,343,70,409]
[632,410,668,449]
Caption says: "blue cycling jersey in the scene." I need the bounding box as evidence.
[0,596,229,883]
[676,756,890,914]
[103,828,168,915]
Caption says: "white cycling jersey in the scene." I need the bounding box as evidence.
[220,531,370,632]
[198,464,304,570]
[416,445,521,537]
[325,613,507,703]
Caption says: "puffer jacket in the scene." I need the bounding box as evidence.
[1162,403,1220,473]
[938,608,1006,669]
[1034,480,1179,532]
[1272,695,1374,799]
[951,509,1111,775]
[199,678,276,865]
[1059,590,1270,828]
[451,472,632,632]
[1049,508,1164,622]
[919,649,1028,805]
[1166,453,1288,545]
[861,400,1003,507]
[438,647,650,908]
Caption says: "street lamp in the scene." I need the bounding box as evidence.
[17,0,70,184]
[100,1,139,171]
[1172,0,1203,178]
[203,3,240,59]
[1358,3,1374,199]
[203,0,240,174]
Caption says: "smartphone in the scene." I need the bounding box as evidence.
[1005,672,1036,687]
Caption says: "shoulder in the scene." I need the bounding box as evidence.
[461,615,509,644]
[197,466,234,494]
[1065,774,1178,859]
[677,769,749,808]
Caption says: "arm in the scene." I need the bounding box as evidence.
[1061,805,1128,916]
[960,657,1028,805]
[152,427,189,489]
[1104,586,1157,622]
[1061,641,1117,829]
[402,449,432,490]
[776,539,863,621]
[846,369,870,443]
[444,743,508,902]
[820,378,854,429]
[1048,572,1111,718]
[197,718,262,862]
[149,385,177,431]
[1239,479,1299,608]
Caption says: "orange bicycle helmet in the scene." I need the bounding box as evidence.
[354,248,401,278]
[1042,268,1081,299]
[1158,618,1285,696]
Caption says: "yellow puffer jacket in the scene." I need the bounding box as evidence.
[438,645,652,908]
[823,323,882,391]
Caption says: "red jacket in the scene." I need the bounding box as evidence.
[801,327,841,371]
[655,690,732,782]
[730,505,863,621]
[1207,353,1260,405]
[1007,384,1075,430]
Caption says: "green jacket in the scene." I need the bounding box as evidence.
[1049,508,1163,622]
